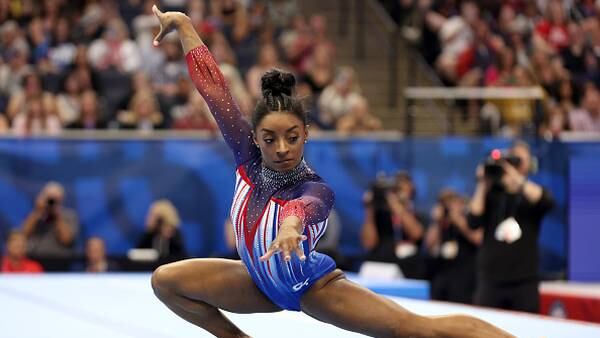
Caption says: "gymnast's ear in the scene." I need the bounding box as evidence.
[304,124,309,143]
[251,130,259,148]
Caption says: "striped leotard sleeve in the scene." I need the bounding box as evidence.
[280,181,335,244]
[185,45,258,165]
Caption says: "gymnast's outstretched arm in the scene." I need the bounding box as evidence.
[152,5,257,165]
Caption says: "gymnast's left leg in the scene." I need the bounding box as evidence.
[300,269,515,338]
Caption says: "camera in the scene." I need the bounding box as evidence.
[483,149,521,189]
[46,197,56,207]
[154,216,165,230]
[369,175,394,211]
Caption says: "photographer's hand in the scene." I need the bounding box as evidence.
[501,163,544,203]
[469,165,487,216]
[450,204,483,245]
[53,208,75,246]
[22,193,47,237]
[501,162,526,193]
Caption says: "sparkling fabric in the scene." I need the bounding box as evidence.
[186,45,337,311]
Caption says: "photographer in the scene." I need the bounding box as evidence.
[425,189,482,304]
[137,199,186,261]
[21,182,79,263]
[469,141,554,313]
[361,171,425,279]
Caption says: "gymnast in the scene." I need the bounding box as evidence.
[149,5,514,338]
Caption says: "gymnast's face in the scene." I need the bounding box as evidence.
[253,111,308,172]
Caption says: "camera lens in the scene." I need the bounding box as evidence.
[47,198,56,206]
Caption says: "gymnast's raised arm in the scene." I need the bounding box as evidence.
[152,5,257,165]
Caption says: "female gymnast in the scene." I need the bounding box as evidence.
[150,5,514,338]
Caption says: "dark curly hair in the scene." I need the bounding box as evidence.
[252,69,306,129]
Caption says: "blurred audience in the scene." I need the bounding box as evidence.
[137,199,186,260]
[21,182,79,261]
[0,0,394,136]
[385,0,600,136]
[1,229,44,273]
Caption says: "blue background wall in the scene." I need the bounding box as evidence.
[0,137,570,275]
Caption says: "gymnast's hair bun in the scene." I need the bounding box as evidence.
[261,69,295,98]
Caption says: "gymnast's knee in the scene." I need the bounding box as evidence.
[151,263,178,299]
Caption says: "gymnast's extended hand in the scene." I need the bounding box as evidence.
[260,216,307,262]
[152,5,202,54]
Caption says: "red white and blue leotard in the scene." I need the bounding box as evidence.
[186,46,336,311]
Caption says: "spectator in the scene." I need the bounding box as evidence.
[172,90,217,131]
[87,18,141,74]
[84,237,119,273]
[533,0,570,52]
[429,1,477,83]
[300,43,335,96]
[266,0,299,32]
[468,141,554,313]
[0,43,33,99]
[246,43,282,100]
[309,14,335,58]
[279,15,313,74]
[557,79,577,114]
[48,17,77,73]
[220,63,253,116]
[568,82,600,132]
[317,67,361,129]
[361,172,425,279]
[0,20,30,64]
[12,95,62,136]
[137,199,186,261]
[27,17,51,65]
[66,90,107,129]
[67,45,99,93]
[6,72,55,121]
[336,95,382,133]
[542,101,569,138]
[21,182,79,261]
[116,90,165,131]
[425,189,482,304]
[150,34,187,106]
[214,0,259,76]
[1,230,44,273]
[56,72,83,125]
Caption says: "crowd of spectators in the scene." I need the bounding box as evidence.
[0,0,381,136]
[383,0,600,137]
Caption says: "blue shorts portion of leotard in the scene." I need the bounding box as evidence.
[243,251,336,311]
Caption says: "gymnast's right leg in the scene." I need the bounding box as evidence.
[151,258,280,338]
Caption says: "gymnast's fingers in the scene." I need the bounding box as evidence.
[152,5,169,46]
[295,245,306,261]
[280,242,292,262]
[260,242,279,261]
